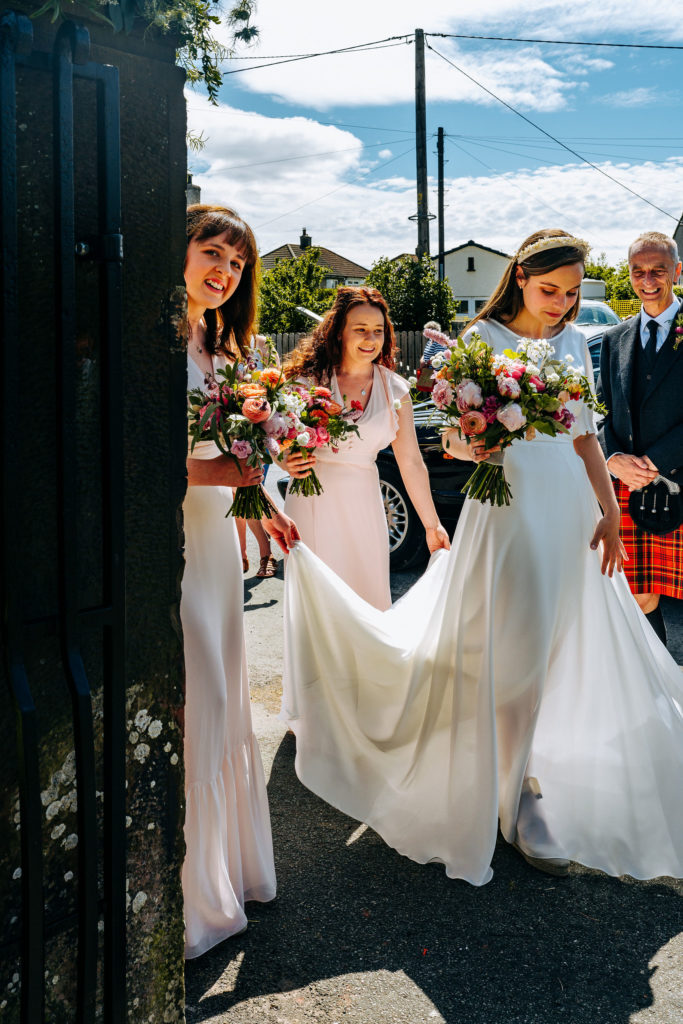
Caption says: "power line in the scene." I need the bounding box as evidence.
[444,136,590,233]
[222,35,412,75]
[254,143,416,230]
[426,41,678,221]
[210,138,410,173]
[428,32,683,50]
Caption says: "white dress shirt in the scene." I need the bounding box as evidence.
[640,296,680,353]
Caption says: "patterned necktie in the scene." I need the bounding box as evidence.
[645,319,659,363]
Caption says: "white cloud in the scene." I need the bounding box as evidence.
[596,87,673,107]
[379,149,393,159]
[188,97,682,269]
[215,0,682,111]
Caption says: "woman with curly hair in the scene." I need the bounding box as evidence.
[282,286,449,610]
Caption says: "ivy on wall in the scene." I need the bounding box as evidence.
[23,0,257,100]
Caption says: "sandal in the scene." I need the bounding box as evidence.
[256,554,278,578]
[242,554,249,574]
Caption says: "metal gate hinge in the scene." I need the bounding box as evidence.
[75,234,124,262]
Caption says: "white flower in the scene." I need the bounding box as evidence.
[393,399,402,410]
[134,710,151,732]
[133,743,150,763]
[431,353,445,369]
[296,432,311,446]
[147,720,162,739]
[545,371,560,383]
[408,375,417,387]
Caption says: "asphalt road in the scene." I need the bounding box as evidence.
[185,468,683,1024]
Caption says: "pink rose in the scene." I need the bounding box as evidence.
[496,403,526,432]
[508,361,527,380]
[242,397,271,423]
[431,378,454,410]
[498,376,521,399]
[455,379,484,411]
[230,439,253,459]
[315,425,330,445]
[459,410,488,436]
[528,375,546,392]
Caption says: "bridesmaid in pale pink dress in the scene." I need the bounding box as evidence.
[283,287,449,610]
[181,204,299,957]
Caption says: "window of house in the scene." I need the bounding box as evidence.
[467,256,475,272]
[475,299,487,312]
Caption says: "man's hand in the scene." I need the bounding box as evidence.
[607,453,658,491]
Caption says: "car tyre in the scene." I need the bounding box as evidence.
[378,458,429,572]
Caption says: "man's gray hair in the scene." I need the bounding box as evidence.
[628,231,679,265]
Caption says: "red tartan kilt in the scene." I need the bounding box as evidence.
[615,479,683,599]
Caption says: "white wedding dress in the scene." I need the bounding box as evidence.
[282,321,683,884]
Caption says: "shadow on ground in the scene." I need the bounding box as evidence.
[186,732,683,1024]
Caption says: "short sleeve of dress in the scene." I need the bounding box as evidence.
[569,335,597,440]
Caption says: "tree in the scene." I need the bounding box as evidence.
[584,252,636,301]
[364,255,458,331]
[258,248,335,334]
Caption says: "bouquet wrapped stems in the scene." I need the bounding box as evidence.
[462,451,512,507]
[288,468,324,497]
[227,482,272,519]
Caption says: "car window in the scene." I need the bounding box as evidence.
[588,338,602,375]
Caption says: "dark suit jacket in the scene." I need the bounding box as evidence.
[597,298,683,479]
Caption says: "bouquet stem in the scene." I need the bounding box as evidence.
[288,469,324,497]
[462,452,512,507]
[226,485,272,519]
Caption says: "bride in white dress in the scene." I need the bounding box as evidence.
[282,229,683,884]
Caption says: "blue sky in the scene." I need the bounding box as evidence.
[187,0,682,268]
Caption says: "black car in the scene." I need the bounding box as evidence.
[277,400,471,572]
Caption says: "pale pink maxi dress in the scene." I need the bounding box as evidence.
[181,354,276,959]
[284,364,410,611]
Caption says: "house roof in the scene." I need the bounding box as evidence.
[433,240,511,260]
[260,243,369,278]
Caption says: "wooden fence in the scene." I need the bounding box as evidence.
[273,331,431,381]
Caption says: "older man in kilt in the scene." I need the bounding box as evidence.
[598,231,683,646]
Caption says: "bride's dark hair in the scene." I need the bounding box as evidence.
[467,228,587,333]
[186,204,260,359]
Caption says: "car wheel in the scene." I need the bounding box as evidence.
[378,460,429,571]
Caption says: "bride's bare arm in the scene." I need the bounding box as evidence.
[573,431,626,577]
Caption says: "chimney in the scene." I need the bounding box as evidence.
[300,227,311,249]
[186,172,201,207]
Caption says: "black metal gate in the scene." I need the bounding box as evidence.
[1,10,127,1021]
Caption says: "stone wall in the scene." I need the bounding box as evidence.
[0,6,188,1020]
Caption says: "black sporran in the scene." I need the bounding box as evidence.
[628,476,683,536]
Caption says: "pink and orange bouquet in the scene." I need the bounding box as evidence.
[429,332,605,506]
[188,360,288,519]
[279,383,360,497]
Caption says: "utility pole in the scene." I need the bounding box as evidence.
[437,126,445,281]
[414,28,430,258]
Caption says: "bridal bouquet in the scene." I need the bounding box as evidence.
[430,332,604,506]
[188,361,288,519]
[279,383,360,497]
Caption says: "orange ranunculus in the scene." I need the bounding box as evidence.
[242,397,271,423]
[239,382,267,398]
[280,438,294,449]
[309,410,329,426]
[313,386,333,399]
[325,400,343,415]
[258,367,282,387]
